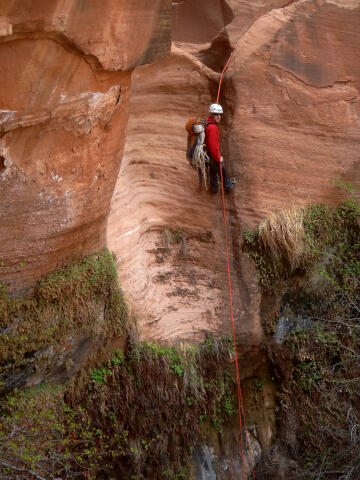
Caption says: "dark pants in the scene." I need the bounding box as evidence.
[209,159,230,194]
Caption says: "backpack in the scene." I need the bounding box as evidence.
[185,117,213,188]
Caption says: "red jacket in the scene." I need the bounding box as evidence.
[205,117,221,163]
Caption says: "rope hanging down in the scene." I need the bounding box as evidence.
[219,166,251,479]
[215,2,298,477]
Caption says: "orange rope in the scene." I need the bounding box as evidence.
[219,166,254,479]
[216,53,234,104]
[214,4,298,476]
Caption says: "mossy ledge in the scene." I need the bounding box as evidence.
[0,249,127,392]
[243,198,360,298]
[243,198,360,479]
[0,336,237,480]
[0,249,240,479]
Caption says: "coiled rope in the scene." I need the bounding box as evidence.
[192,130,210,189]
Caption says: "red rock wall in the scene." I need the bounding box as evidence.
[226,0,360,227]
[108,0,360,346]
[2,0,360,344]
[0,1,171,294]
[108,48,261,345]
[172,0,233,43]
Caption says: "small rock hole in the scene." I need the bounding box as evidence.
[0,156,5,173]
[24,350,37,359]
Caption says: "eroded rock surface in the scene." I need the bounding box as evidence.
[0,0,171,294]
[226,0,360,227]
[0,0,171,70]
[107,48,262,346]
[106,4,360,473]
[108,0,360,347]
[3,1,360,477]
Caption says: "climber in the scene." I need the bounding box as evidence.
[205,104,234,194]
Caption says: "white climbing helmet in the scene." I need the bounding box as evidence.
[209,103,223,115]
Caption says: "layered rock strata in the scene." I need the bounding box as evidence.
[0,0,171,294]
[107,48,262,346]
[107,3,360,474]
[108,0,360,346]
[226,0,360,226]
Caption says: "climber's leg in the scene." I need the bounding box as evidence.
[209,159,219,194]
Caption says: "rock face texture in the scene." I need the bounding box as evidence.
[108,0,360,346]
[227,0,360,225]
[0,0,171,294]
[2,0,360,478]
[106,4,360,472]
[107,49,262,346]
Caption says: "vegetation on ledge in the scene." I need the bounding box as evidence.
[0,335,236,480]
[0,247,239,480]
[0,250,127,380]
[243,195,360,479]
[243,198,360,297]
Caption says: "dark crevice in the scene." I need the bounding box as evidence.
[0,156,5,173]
[114,87,121,107]
[24,350,37,359]
[196,28,233,73]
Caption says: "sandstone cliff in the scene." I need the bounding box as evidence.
[108,0,360,347]
[0,0,171,294]
[1,1,360,479]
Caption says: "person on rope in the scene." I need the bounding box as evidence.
[205,104,234,194]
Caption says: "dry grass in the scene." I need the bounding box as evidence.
[258,205,305,267]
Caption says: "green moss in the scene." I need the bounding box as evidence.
[162,226,185,246]
[279,303,360,477]
[247,197,360,478]
[0,249,127,374]
[0,335,237,480]
[243,199,360,295]
[0,243,239,479]
[0,382,123,480]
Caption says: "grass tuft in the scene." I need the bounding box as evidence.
[258,205,305,267]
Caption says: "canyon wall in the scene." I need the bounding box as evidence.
[107,48,262,346]
[1,1,360,478]
[4,0,359,345]
[0,0,171,294]
[227,0,360,224]
[108,0,360,347]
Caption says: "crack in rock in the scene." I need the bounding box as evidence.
[0,85,121,135]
